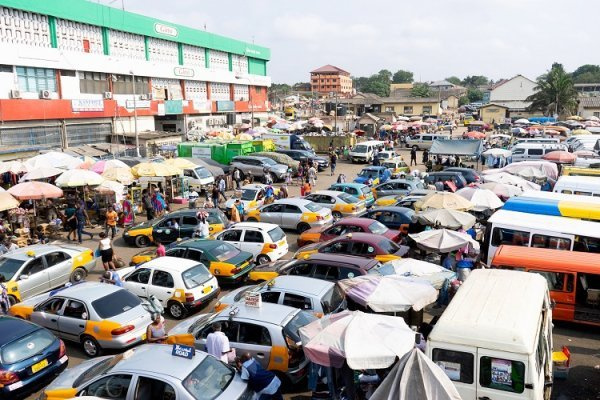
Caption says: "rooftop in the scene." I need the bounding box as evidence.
[221,302,297,325]
[311,64,350,74]
[112,344,209,378]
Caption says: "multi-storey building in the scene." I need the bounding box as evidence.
[310,65,352,96]
[0,0,271,157]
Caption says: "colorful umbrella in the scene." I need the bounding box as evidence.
[95,180,125,195]
[455,187,504,210]
[8,182,63,200]
[90,159,129,174]
[0,192,20,212]
[20,167,64,182]
[482,172,541,191]
[131,162,181,177]
[102,167,135,185]
[55,169,104,187]
[374,258,456,289]
[482,148,512,157]
[416,192,474,211]
[571,129,591,136]
[464,131,486,139]
[574,150,597,157]
[417,208,476,229]
[165,158,197,169]
[542,151,577,164]
[409,229,480,253]
[25,151,80,170]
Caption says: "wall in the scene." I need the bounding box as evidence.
[480,106,507,124]
[113,115,155,134]
[385,102,440,116]
[490,76,536,102]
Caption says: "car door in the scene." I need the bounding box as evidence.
[282,204,302,229]
[17,256,50,299]
[146,269,176,306]
[475,349,528,400]
[44,251,73,289]
[180,215,198,239]
[321,225,346,242]
[260,204,283,225]
[77,373,134,399]
[153,217,180,243]
[57,298,88,342]
[132,375,177,400]
[30,297,66,335]
[234,322,273,369]
[376,183,394,197]
[240,230,265,259]
[123,267,152,300]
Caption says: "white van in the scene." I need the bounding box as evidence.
[406,133,451,150]
[511,143,567,162]
[349,140,384,163]
[182,166,214,192]
[427,269,553,400]
[511,137,560,148]
[553,175,600,196]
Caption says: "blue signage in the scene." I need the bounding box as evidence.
[217,101,235,112]
[172,344,195,359]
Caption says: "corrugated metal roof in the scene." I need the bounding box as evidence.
[579,97,600,108]
[310,64,350,74]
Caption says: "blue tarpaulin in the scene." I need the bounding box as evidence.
[429,139,484,156]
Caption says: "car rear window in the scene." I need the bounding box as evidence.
[212,243,241,262]
[304,202,322,212]
[368,221,388,235]
[361,186,372,195]
[321,286,345,314]
[183,264,213,289]
[183,356,234,400]
[378,239,401,254]
[338,193,359,204]
[283,310,318,343]
[1,328,55,364]
[92,289,141,319]
[268,227,286,242]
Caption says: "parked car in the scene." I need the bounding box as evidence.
[373,189,435,207]
[304,190,366,220]
[297,217,402,247]
[444,167,481,184]
[245,198,333,233]
[276,149,329,171]
[230,155,288,182]
[213,222,289,265]
[406,133,451,150]
[214,276,346,316]
[0,316,68,400]
[381,159,411,178]
[328,183,375,208]
[424,171,468,190]
[376,150,400,161]
[169,303,317,384]
[373,178,425,198]
[0,244,96,306]
[359,206,417,233]
[40,344,250,400]
[118,257,219,319]
[9,282,152,357]
[354,166,391,186]
[224,183,279,218]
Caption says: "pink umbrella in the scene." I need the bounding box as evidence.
[574,150,597,157]
[90,159,129,174]
[8,181,63,200]
[464,131,486,139]
[542,151,577,164]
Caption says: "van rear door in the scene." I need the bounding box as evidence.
[430,344,477,400]
[475,348,529,399]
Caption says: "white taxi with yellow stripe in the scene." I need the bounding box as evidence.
[304,190,366,221]
[245,198,333,233]
[117,256,219,320]
[213,222,288,265]
[224,183,279,217]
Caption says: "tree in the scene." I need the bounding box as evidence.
[467,88,484,103]
[445,76,462,86]
[462,75,490,88]
[458,96,470,106]
[571,64,600,83]
[392,70,414,83]
[527,62,578,116]
[353,70,392,97]
[410,83,433,98]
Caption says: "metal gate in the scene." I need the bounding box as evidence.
[0,125,62,148]
[66,123,112,146]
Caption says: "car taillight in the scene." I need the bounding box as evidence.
[59,340,66,358]
[316,215,324,221]
[269,244,278,249]
[231,267,241,274]
[111,325,134,335]
[185,292,195,302]
[350,206,357,211]
[0,369,20,385]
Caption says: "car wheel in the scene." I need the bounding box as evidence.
[81,336,103,357]
[168,301,187,320]
[134,235,150,248]
[7,295,17,307]
[332,211,343,221]
[256,254,271,265]
[70,267,87,283]
[247,217,258,222]
[297,222,311,234]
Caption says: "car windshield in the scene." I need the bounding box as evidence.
[415,181,425,189]
[358,170,378,178]
[195,168,212,179]
[183,264,213,289]
[262,158,277,166]
[368,221,389,235]
[361,186,372,195]
[212,243,241,262]
[240,189,258,201]
[268,227,286,242]
[382,162,396,169]
[321,286,345,314]
[378,239,401,254]
[0,257,25,281]
[284,311,318,343]
[1,328,55,364]
[183,356,235,400]
[188,314,216,334]
[338,193,359,204]
[73,354,125,387]
[92,289,141,319]
[353,145,367,153]
[304,202,322,212]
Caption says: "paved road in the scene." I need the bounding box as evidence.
[26,145,600,399]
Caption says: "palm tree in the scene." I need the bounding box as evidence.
[527,63,578,117]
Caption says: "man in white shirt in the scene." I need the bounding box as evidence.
[205,322,231,363]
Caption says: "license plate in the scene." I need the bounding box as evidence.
[202,286,212,294]
[31,358,49,373]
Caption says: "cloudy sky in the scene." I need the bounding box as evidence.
[109,0,600,84]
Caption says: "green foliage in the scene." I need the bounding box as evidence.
[392,70,414,83]
[353,70,392,97]
[445,76,462,86]
[571,64,600,83]
[269,83,292,96]
[467,88,484,103]
[410,83,433,98]
[458,96,470,106]
[527,62,578,116]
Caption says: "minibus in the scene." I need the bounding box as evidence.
[492,245,600,327]
[561,166,600,177]
[428,269,553,400]
[502,191,600,222]
[553,175,600,197]
[348,140,384,163]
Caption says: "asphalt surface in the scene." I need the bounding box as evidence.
[25,142,600,400]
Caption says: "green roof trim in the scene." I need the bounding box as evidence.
[0,0,270,61]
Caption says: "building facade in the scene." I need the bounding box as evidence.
[0,0,271,156]
[310,65,352,96]
[479,103,509,124]
[381,97,441,116]
[578,97,600,119]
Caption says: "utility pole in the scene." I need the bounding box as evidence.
[130,71,141,157]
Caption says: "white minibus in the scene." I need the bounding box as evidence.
[348,140,384,163]
[553,175,600,196]
[511,143,567,162]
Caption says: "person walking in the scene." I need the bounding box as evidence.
[205,322,233,363]
[142,190,154,221]
[236,352,283,400]
[105,206,118,239]
[410,147,418,166]
[308,164,317,187]
[74,203,93,244]
[64,202,77,241]
[122,195,135,227]
[97,232,116,271]
[211,184,220,207]
[146,313,167,344]
[422,149,429,164]
[156,240,166,257]
[330,152,337,176]
[233,168,241,190]
[230,200,242,223]
[218,176,227,202]
[0,276,10,315]
[194,212,211,238]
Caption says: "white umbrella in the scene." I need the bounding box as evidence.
[456,187,504,211]
[416,192,474,211]
[481,161,558,180]
[20,167,64,182]
[409,229,480,253]
[25,151,80,170]
[417,208,476,229]
[374,258,456,289]
[0,161,28,174]
[396,116,410,121]
[490,134,511,139]
[55,169,104,187]
[479,182,523,199]
[515,118,530,124]
[482,172,541,191]
[482,148,512,157]
[515,167,547,181]
[94,180,125,194]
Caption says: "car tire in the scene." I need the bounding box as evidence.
[297,222,311,234]
[70,267,87,283]
[247,217,258,222]
[7,295,17,307]
[256,254,270,265]
[168,301,187,320]
[134,235,150,248]
[81,336,103,357]
[332,211,343,221]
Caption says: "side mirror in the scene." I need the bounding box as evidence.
[19,274,29,281]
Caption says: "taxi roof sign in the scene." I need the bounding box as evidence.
[172,343,195,359]
[244,291,262,308]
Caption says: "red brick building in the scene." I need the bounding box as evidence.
[310,65,352,95]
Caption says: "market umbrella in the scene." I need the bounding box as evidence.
[570,128,590,136]
[514,118,530,124]
[165,158,197,169]
[380,124,393,130]
[416,192,474,211]
[55,169,104,188]
[25,151,80,170]
[19,167,64,182]
[417,208,476,229]
[542,151,577,164]
[0,192,20,212]
[587,116,600,122]
[272,122,290,130]
[374,258,456,290]
[464,131,485,139]
[479,182,523,199]
[94,180,125,195]
[409,229,480,253]
[542,129,560,136]
[455,187,504,211]
[397,116,410,121]
[482,172,541,191]
[409,116,422,121]
[299,310,416,369]
[515,167,547,181]
[481,148,512,157]
[90,159,129,174]
[131,162,181,177]
[490,134,511,139]
[102,167,135,185]
[8,182,63,200]
[0,161,29,174]
[371,348,462,400]
[574,150,597,157]
[567,115,583,121]
[337,275,438,312]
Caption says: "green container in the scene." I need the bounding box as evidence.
[177,142,194,158]
[225,141,253,164]
[252,140,264,153]
[211,144,227,165]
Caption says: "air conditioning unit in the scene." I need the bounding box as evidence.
[139,94,148,100]
[9,89,21,99]
[103,91,113,100]
[39,90,51,99]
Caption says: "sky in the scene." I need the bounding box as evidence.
[105,0,600,84]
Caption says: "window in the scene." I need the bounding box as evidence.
[79,71,108,94]
[238,323,272,346]
[134,377,175,400]
[491,227,530,247]
[403,106,413,114]
[530,271,574,292]
[243,230,263,243]
[432,349,474,384]
[181,216,198,226]
[313,265,339,281]
[268,227,285,242]
[283,293,312,310]
[126,268,151,284]
[60,70,76,77]
[63,300,87,319]
[263,204,283,213]
[37,298,65,315]
[113,74,149,95]
[261,291,281,304]
[1,328,56,364]
[152,270,175,288]
[385,106,394,112]
[574,235,600,253]
[528,149,543,155]
[82,374,132,399]
[350,242,376,256]
[221,230,242,242]
[0,65,13,73]
[479,357,525,393]
[321,241,352,254]
[287,263,312,276]
[92,290,141,319]
[44,252,70,267]
[512,148,525,155]
[531,234,571,250]
[283,205,302,214]
[16,66,56,92]
[422,106,432,114]
[166,248,186,258]
[182,356,234,400]
[182,264,212,289]
[21,258,46,277]
[185,249,206,264]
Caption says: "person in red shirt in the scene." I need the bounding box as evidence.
[156,241,166,257]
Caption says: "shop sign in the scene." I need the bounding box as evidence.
[165,100,183,115]
[193,100,212,113]
[71,99,104,112]
[217,101,235,112]
[155,23,178,37]
[191,147,211,158]
[126,100,151,109]
[174,67,194,78]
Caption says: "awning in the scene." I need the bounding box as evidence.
[429,139,484,156]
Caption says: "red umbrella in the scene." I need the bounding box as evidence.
[465,131,486,139]
[542,151,577,164]
[353,129,366,136]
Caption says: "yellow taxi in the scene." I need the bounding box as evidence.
[245,198,333,233]
[303,190,366,220]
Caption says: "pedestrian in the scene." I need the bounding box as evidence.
[278,184,289,199]
[264,185,275,204]
[263,170,273,185]
[122,195,135,227]
[205,322,233,363]
[410,147,417,166]
[285,168,293,185]
[105,206,118,239]
[101,270,123,287]
[211,184,220,207]
[237,352,283,400]
[230,199,242,223]
[302,179,312,196]
[156,240,166,257]
[97,232,116,271]
[247,171,254,183]
[65,202,77,241]
[308,164,317,187]
[330,152,337,176]
[146,312,167,344]
[218,176,227,201]
[142,190,155,221]
[152,188,167,215]
[297,164,304,186]
[74,203,93,244]
[194,212,211,238]
[337,173,346,184]
[233,168,241,190]
[0,276,9,315]
[422,149,429,164]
